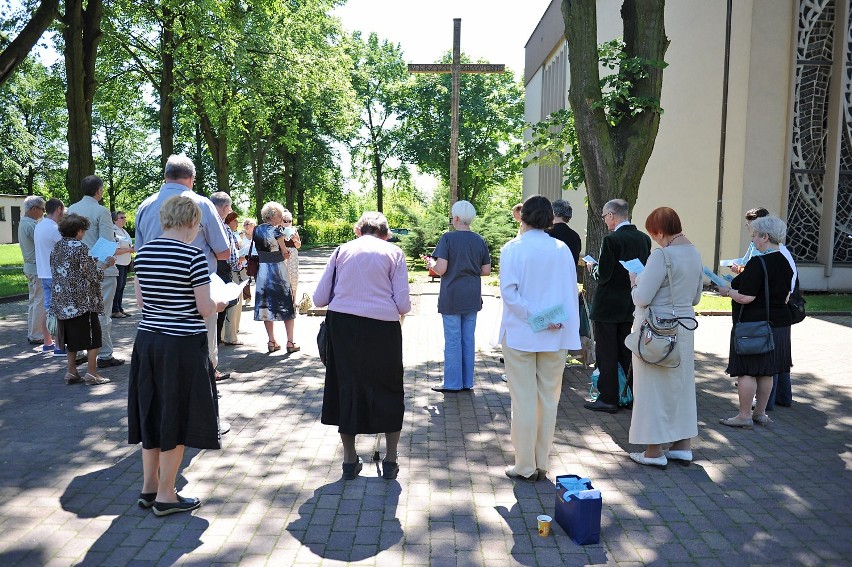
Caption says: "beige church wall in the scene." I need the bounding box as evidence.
[523,68,543,201]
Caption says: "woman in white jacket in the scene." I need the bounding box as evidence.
[499,196,581,482]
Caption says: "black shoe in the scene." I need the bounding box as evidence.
[215,370,231,381]
[75,354,87,365]
[97,356,125,368]
[28,339,44,345]
[152,494,201,517]
[137,492,156,509]
[461,387,473,391]
[583,400,620,413]
[431,387,462,393]
[382,460,399,479]
[342,457,363,480]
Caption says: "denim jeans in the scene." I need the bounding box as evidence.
[442,312,478,390]
[112,264,129,313]
[766,372,792,410]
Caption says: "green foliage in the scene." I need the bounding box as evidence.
[0,268,26,297]
[522,38,667,192]
[301,219,355,246]
[470,209,517,268]
[396,204,447,260]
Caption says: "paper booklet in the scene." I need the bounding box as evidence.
[88,237,118,262]
[528,304,568,333]
[619,258,645,274]
[703,266,729,288]
[582,255,597,265]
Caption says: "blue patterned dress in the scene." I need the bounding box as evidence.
[253,224,296,321]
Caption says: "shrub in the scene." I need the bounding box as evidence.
[302,219,354,246]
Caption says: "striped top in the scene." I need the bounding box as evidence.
[135,238,210,336]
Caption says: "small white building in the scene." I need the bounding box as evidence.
[524,0,851,291]
[0,194,27,245]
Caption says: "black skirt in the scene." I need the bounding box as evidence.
[127,330,221,451]
[321,310,404,435]
[726,325,792,377]
[58,312,102,352]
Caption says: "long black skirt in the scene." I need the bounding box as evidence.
[321,310,404,435]
[726,325,792,377]
[128,330,221,451]
[58,311,101,352]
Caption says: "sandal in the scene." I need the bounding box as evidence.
[84,373,110,385]
[752,414,773,426]
[719,416,753,429]
[65,372,83,385]
[286,341,300,353]
[267,341,281,353]
[83,372,110,386]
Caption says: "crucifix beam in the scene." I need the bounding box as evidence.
[408,18,505,207]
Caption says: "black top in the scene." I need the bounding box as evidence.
[731,251,794,327]
[547,222,582,265]
[589,225,652,323]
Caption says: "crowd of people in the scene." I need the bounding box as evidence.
[17,154,800,513]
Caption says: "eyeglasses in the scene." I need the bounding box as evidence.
[117,216,126,219]
[282,219,292,224]
[600,211,611,220]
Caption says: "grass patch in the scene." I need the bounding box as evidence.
[696,291,852,314]
[0,268,27,296]
[0,244,23,267]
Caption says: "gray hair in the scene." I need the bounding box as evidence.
[164,154,196,180]
[603,198,629,220]
[209,191,232,210]
[282,208,293,222]
[260,201,285,223]
[355,211,389,237]
[750,215,786,245]
[111,210,125,222]
[451,200,476,225]
[23,195,45,213]
[552,199,573,221]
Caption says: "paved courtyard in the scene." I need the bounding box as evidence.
[0,247,849,566]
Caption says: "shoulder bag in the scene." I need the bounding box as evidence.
[245,241,259,277]
[625,248,699,368]
[733,255,775,355]
[788,277,806,324]
[317,248,339,367]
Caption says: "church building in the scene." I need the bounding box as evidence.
[523,0,851,291]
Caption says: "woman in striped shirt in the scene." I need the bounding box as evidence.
[128,196,228,517]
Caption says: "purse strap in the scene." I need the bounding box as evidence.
[736,254,771,324]
[329,247,340,300]
[654,247,699,331]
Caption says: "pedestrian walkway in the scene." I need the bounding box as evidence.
[0,247,849,566]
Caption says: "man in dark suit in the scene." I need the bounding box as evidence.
[584,199,651,413]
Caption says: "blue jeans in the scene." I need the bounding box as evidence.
[766,372,792,410]
[112,264,129,313]
[442,312,477,390]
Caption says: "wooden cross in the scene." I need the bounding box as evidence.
[408,18,505,206]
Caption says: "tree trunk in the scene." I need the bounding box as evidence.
[196,99,230,194]
[374,149,384,212]
[63,0,103,203]
[193,123,206,194]
[159,5,175,168]
[0,0,60,88]
[562,0,667,296]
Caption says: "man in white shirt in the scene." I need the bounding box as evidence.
[33,198,64,355]
[18,196,46,345]
[68,175,124,368]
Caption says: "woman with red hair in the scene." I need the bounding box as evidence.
[627,207,703,469]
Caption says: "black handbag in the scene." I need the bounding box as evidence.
[245,241,259,277]
[317,248,339,367]
[733,255,775,355]
[788,278,806,324]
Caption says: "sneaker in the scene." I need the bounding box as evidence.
[41,344,55,353]
[152,494,201,517]
[97,356,125,368]
[53,347,67,357]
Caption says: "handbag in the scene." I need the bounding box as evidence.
[788,278,806,324]
[245,241,259,277]
[625,248,698,368]
[317,248,339,367]
[733,255,776,355]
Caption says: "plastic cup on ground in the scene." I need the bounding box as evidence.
[537,514,552,536]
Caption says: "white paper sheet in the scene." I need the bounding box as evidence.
[619,258,645,274]
[88,237,118,262]
[582,255,597,265]
[209,273,249,303]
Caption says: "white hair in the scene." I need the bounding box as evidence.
[451,200,476,225]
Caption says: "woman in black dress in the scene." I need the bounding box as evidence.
[718,215,793,428]
[128,196,227,516]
